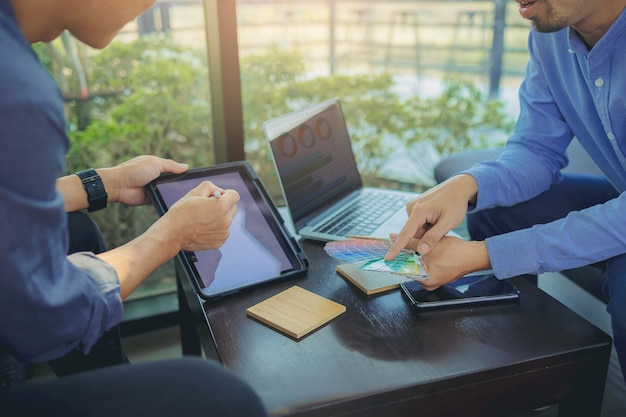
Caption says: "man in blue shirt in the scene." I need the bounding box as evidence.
[387,0,626,384]
[0,0,267,415]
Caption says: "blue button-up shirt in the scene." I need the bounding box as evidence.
[466,12,626,278]
[0,1,122,364]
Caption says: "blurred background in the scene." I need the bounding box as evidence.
[34,0,528,320]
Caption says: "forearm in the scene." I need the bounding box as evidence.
[56,167,120,212]
[466,240,491,273]
[96,218,181,300]
[57,157,189,212]
[448,173,478,206]
[95,185,238,299]
[57,174,89,212]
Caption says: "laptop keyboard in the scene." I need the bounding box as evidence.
[314,191,413,237]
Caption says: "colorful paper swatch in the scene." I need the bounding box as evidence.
[324,238,428,281]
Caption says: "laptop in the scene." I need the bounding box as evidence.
[263,98,417,242]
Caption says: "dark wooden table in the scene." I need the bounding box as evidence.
[176,239,612,417]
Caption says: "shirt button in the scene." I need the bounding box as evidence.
[608,132,616,141]
[595,78,604,87]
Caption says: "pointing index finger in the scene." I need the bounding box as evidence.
[385,222,418,261]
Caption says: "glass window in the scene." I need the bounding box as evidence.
[36,0,532,312]
[236,0,530,201]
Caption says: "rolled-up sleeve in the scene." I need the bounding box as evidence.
[0,211,124,363]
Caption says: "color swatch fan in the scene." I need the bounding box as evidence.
[324,238,428,281]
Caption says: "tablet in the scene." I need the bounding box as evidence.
[147,161,309,300]
[400,272,519,312]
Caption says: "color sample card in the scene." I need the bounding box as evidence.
[324,238,428,280]
[246,286,346,339]
[324,238,399,262]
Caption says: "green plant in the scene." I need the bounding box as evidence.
[399,77,514,155]
[36,36,514,252]
[240,49,514,194]
[35,34,213,251]
[240,49,409,200]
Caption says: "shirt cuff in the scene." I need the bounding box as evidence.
[67,252,123,322]
[485,229,539,279]
[68,252,119,289]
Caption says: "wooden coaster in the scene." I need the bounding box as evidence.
[336,263,412,295]
[246,286,346,339]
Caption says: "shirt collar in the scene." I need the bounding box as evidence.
[567,7,626,55]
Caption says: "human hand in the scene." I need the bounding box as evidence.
[96,181,239,299]
[414,236,490,291]
[99,155,189,206]
[385,174,478,261]
[158,181,240,252]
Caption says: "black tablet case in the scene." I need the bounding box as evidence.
[147,161,309,300]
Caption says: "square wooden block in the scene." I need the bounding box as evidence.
[246,286,346,339]
[336,263,412,295]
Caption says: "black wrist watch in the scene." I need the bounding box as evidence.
[76,168,108,212]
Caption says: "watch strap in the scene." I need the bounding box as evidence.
[76,168,108,212]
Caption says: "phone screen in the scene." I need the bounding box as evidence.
[401,272,519,311]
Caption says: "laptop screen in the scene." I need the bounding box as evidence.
[265,99,362,230]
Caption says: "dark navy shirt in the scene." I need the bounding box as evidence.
[0,0,122,363]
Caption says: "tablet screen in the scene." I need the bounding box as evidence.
[149,163,307,299]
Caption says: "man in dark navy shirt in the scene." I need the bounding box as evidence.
[0,0,266,416]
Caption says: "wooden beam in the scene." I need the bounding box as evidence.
[203,0,245,163]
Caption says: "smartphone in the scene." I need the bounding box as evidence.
[400,271,519,312]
